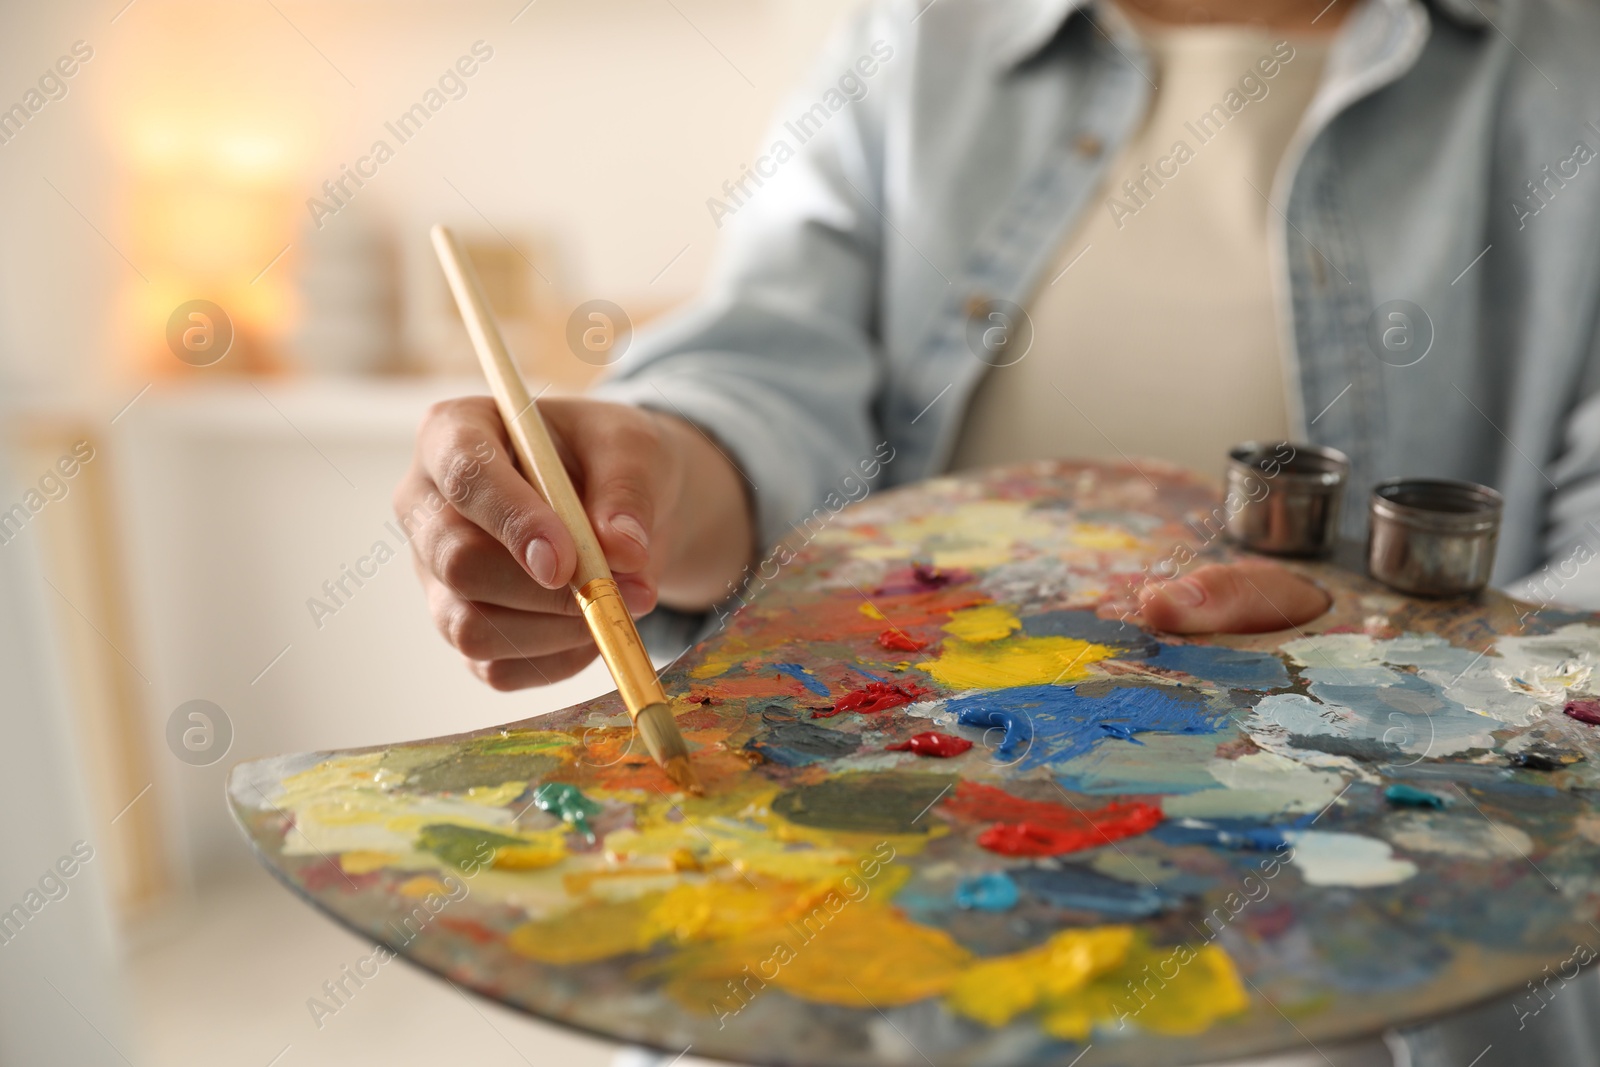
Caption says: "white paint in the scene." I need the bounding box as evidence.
[1285,831,1418,887]
[1162,751,1345,818]
[1385,812,1533,860]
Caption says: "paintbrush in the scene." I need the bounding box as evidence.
[430,224,702,796]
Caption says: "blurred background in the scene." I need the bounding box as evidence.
[0,1,856,1063]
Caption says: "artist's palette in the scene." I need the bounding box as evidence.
[230,461,1600,1066]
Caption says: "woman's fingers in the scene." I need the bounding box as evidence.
[425,582,593,661]
[1135,561,1331,634]
[413,397,577,590]
[466,646,601,691]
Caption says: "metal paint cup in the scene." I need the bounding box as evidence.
[1366,478,1503,597]
[1223,442,1350,557]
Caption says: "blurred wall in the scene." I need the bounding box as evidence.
[1,0,861,391]
[0,0,861,897]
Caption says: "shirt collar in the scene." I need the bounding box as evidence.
[987,0,1490,71]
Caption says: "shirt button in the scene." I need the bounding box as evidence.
[1074,133,1104,158]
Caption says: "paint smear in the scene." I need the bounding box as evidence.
[921,636,1114,690]
[1285,831,1418,887]
[1022,609,1158,657]
[771,663,830,697]
[745,719,860,767]
[814,681,930,718]
[649,904,972,1010]
[1384,784,1445,809]
[1565,698,1600,725]
[950,684,1227,768]
[879,629,928,652]
[945,926,1249,1039]
[1163,752,1346,819]
[941,781,1162,856]
[1147,643,1290,691]
[1009,864,1175,918]
[772,773,956,835]
[1053,732,1224,796]
[532,783,602,841]
[955,871,1019,911]
[943,604,1023,643]
[1152,817,1290,852]
[1383,812,1532,859]
[886,731,973,758]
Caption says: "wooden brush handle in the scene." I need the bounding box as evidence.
[429,225,611,589]
[431,224,675,727]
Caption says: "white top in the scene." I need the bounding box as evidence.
[949,21,1330,480]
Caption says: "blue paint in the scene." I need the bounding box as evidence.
[848,664,893,682]
[1384,784,1446,809]
[1022,610,1156,657]
[1010,865,1175,918]
[1147,643,1290,690]
[955,704,1035,762]
[953,684,1227,769]
[1152,817,1294,851]
[955,871,1020,911]
[745,719,858,767]
[772,663,829,697]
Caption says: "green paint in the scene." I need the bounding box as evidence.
[533,783,603,840]
[405,751,559,794]
[1384,784,1446,809]
[772,773,957,834]
[417,824,526,869]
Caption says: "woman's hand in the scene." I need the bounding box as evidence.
[1108,560,1332,635]
[393,396,753,690]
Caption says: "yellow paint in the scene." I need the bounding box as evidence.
[943,604,1021,643]
[398,875,453,898]
[1067,523,1144,551]
[769,906,970,1006]
[947,927,1132,1026]
[493,839,567,871]
[340,850,405,875]
[858,602,887,620]
[851,501,1056,569]
[689,641,750,680]
[648,904,971,1011]
[461,782,536,807]
[945,927,1250,1040]
[920,636,1113,689]
[642,878,805,944]
[507,895,663,965]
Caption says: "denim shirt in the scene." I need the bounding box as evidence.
[596,0,1600,596]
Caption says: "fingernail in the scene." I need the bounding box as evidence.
[526,538,558,587]
[619,579,654,616]
[610,514,649,553]
[1166,578,1207,607]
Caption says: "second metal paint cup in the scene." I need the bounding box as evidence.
[1367,478,1503,597]
[1223,442,1350,557]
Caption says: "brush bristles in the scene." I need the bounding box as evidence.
[635,702,703,795]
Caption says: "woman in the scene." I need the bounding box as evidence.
[396,0,1600,1062]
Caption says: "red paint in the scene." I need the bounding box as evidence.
[813,681,930,718]
[300,859,380,892]
[1565,699,1600,726]
[886,731,973,758]
[439,917,500,944]
[873,563,974,596]
[943,781,1162,856]
[878,629,927,652]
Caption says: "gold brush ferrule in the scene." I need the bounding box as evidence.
[574,577,668,717]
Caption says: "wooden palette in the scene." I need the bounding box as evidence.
[230,460,1600,1066]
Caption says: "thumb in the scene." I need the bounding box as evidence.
[1137,562,1330,635]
